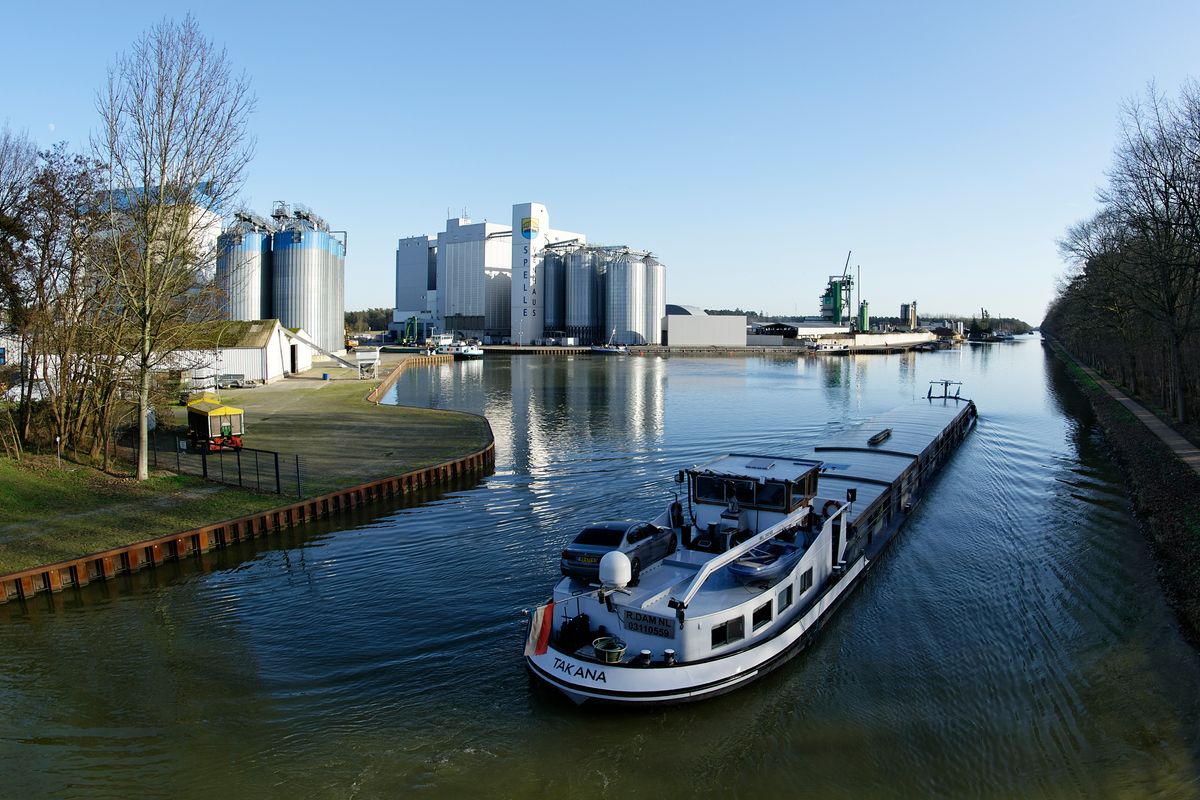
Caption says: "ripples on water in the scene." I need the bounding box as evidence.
[1,341,1198,798]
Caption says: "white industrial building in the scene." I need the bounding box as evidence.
[166,319,315,387]
[663,306,747,347]
[393,202,665,346]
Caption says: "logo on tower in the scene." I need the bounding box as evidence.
[521,217,539,240]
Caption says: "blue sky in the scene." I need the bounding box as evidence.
[4,1,1198,324]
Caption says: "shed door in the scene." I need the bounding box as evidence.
[290,344,298,374]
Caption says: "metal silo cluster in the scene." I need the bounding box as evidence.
[216,201,347,354]
[556,245,664,345]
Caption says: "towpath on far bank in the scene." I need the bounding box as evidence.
[1054,346,1200,476]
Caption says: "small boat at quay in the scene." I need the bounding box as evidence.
[808,340,849,354]
[524,382,977,706]
[435,339,484,360]
[591,329,628,355]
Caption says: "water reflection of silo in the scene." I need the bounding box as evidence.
[605,355,666,448]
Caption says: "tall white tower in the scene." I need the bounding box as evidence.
[511,202,550,344]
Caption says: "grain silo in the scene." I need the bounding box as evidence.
[566,248,605,344]
[606,250,647,345]
[270,202,346,353]
[542,247,568,334]
[216,211,274,320]
[643,255,665,346]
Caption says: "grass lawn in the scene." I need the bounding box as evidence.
[0,358,492,575]
[209,372,490,495]
[0,455,283,574]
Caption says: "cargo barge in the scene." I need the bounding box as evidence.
[524,382,977,705]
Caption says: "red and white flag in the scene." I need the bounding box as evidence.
[523,600,555,657]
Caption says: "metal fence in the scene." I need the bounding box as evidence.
[170,438,305,497]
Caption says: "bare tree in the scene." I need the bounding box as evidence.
[1052,82,1200,423]
[0,123,37,224]
[0,125,39,444]
[95,15,254,479]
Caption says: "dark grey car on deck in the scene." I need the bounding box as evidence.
[560,520,677,584]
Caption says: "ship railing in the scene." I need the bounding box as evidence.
[670,503,844,613]
[927,379,963,400]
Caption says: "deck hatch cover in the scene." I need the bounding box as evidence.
[744,458,775,471]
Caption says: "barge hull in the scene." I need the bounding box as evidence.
[527,397,977,706]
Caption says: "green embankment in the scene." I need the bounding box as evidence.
[1052,346,1200,644]
[0,362,491,575]
[0,457,280,573]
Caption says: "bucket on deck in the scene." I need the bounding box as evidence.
[592,636,627,664]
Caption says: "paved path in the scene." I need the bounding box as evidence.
[1071,359,1200,477]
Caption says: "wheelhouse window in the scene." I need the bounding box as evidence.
[711,616,745,649]
[755,481,786,511]
[693,476,788,511]
[752,601,773,631]
[800,568,813,593]
[778,584,794,613]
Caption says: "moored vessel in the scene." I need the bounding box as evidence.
[591,329,628,355]
[524,384,977,705]
[435,338,484,359]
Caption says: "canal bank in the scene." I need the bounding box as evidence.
[2,341,1198,798]
[0,353,495,599]
[1047,339,1200,644]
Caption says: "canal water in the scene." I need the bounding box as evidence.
[2,339,1198,798]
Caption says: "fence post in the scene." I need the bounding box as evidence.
[274,451,281,495]
[176,438,181,474]
[254,450,260,492]
[236,448,243,488]
[201,446,208,479]
[296,454,302,499]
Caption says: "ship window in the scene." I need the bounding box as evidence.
[778,584,794,613]
[731,480,755,505]
[711,616,745,649]
[800,568,813,593]
[752,601,773,631]
[695,476,725,503]
[755,481,786,510]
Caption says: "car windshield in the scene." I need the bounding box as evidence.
[573,528,624,547]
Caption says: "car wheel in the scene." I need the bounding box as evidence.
[631,557,642,586]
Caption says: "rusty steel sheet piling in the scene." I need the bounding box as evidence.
[0,441,495,604]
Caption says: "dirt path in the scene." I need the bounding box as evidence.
[1072,361,1200,476]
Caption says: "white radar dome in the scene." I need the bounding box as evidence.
[599,551,632,590]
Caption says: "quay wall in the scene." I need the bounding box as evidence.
[0,439,494,604]
[367,353,452,403]
[1,355,493,604]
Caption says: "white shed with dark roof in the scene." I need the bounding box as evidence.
[164,319,316,386]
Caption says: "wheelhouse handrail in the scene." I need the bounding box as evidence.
[672,503,843,610]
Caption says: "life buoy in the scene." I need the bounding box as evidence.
[822,499,841,518]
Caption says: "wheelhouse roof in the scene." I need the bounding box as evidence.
[691,453,821,484]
